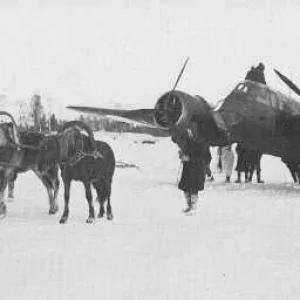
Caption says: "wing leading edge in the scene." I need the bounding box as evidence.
[67,106,160,128]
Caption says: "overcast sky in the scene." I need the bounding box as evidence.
[0,0,300,119]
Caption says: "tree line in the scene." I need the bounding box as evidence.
[18,94,61,132]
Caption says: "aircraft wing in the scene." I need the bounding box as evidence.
[274,69,300,97]
[67,106,159,128]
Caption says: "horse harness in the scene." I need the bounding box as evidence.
[64,149,104,167]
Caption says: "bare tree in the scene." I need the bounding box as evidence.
[40,113,49,132]
[30,94,44,131]
[49,113,58,132]
[18,101,31,129]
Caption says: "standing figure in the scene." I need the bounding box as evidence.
[234,143,251,183]
[244,62,266,183]
[204,146,214,182]
[221,145,235,183]
[248,150,264,183]
[172,126,206,214]
[217,146,223,173]
[245,62,266,85]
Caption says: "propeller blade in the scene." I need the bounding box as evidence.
[274,69,300,97]
[172,57,190,91]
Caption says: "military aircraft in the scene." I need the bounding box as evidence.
[67,60,300,162]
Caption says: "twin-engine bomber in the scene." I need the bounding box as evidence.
[68,66,300,163]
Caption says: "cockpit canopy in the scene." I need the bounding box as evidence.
[232,80,292,112]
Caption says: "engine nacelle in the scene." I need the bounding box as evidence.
[154,90,227,145]
[154,90,211,128]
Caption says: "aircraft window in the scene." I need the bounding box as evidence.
[237,84,244,90]
[242,86,248,93]
[236,83,248,93]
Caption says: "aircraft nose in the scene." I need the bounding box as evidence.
[154,92,183,128]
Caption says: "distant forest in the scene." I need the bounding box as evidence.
[77,115,170,137]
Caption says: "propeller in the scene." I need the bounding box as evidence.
[274,69,300,97]
[161,57,190,118]
[171,57,190,92]
[67,58,190,129]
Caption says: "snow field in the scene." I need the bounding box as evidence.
[1,132,300,300]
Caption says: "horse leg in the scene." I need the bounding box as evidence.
[84,181,95,223]
[50,176,60,213]
[7,172,17,202]
[53,176,60,205]
[49,166,60,213]
[59,178,71,224]
[93,181,105,218]
[47,167,60,214]
[106,181,113,221]
[42,174,59,215]
[34,170,58,215]
[0,172,8,219]
[97,193,106,218]
[94,179,113,220]
[7,179,15,201]
[106,196,113,220]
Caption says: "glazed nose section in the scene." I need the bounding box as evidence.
[154,92,183,128]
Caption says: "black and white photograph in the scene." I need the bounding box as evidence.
[1,0,300,299]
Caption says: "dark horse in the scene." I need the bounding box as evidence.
[0,112,60,219]
[38,121,116,224]
[0,116,115,223]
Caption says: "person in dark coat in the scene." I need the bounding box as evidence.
[245,62,266,85]
[245,66,255,81]
[234,143,251,183]
[171,125,207,214]
[248,150,264,183]
[235,143,264,183]
[217,146,223,173]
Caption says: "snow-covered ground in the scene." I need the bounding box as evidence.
[1,132,300,300]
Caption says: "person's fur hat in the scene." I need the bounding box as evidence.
[257,62,265,70]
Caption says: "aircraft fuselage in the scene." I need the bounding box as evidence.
[216,80,300,160]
